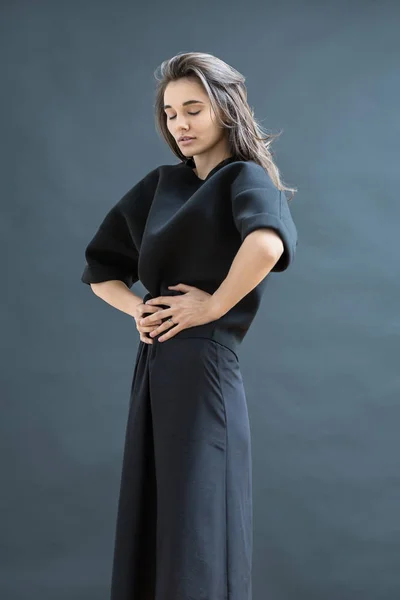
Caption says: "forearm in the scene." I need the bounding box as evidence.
[90,280,143,317]
[210,230,281,318]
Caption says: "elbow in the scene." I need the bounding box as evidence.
[268,239,284,263]
[248,228,285,261]
[89,280,122,295]
[270,241,285,264]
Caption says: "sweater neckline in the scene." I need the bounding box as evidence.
[183,155,238,182]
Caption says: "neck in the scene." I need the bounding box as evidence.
[191,148,232,180]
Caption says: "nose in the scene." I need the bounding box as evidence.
[173,115,190,131]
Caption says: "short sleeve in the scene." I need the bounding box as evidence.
[231,162,298,272]
[81,202,139,289]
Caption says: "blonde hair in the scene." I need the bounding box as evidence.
[153,51,297,201]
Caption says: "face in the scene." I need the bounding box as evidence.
[163,77,228,157]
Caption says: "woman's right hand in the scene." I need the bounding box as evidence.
[133,300,163,344]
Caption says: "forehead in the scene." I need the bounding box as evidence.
[163,79,209,109]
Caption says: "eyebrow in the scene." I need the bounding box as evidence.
[163,99,205,110]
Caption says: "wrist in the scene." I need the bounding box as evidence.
[208,295,225,320]
[129,293,144,317]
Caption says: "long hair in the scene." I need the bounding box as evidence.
[153,51,297,201]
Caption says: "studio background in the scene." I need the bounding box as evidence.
[2,1,399,599]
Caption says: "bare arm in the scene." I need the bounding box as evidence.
[90,280,143,317]
[89,229,283,321]
[210,228,284,318]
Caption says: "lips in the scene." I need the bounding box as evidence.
[179,136,195,142]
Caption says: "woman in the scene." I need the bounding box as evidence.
[81,52,298,600]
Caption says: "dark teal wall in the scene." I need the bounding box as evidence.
[1,1,399,599]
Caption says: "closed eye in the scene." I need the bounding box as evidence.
[167,111,201,120]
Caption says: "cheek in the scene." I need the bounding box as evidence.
[205,120,222,141]
[196,112,213,130]
[200,118,219,139]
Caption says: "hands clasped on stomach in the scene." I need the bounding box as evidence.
[133,283,219,344]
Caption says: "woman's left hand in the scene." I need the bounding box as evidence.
[139,283,220,342]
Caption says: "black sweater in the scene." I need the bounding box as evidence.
[81,156,298,356]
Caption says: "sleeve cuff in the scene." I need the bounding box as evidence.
[81,265,138,288]
[239,212,296,272]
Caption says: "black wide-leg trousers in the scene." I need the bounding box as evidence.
[110,335,253,600]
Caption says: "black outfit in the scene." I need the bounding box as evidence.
[81,156,298,600]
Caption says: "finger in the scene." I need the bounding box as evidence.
[139,332,150,343]
[141,305,163,316]
[158,323,183,342]
[148,317,178,338]
[136,313,163,325]
[145,297,167,306]
[138,319,163,328]
[137,321,163,333]
[138,327,160,335]
[140,311,168,326]
[148,321,171,338]
[168,283,192,291]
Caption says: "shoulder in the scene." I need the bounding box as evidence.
[90,164,168,233]
[111,164,173,220]
[119,162,183,200]
[227,160,278,194]
[117,165,162,208]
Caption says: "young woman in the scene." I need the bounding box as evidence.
[81,51,298,600]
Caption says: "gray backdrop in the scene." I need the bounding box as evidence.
[2,0,399,599]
